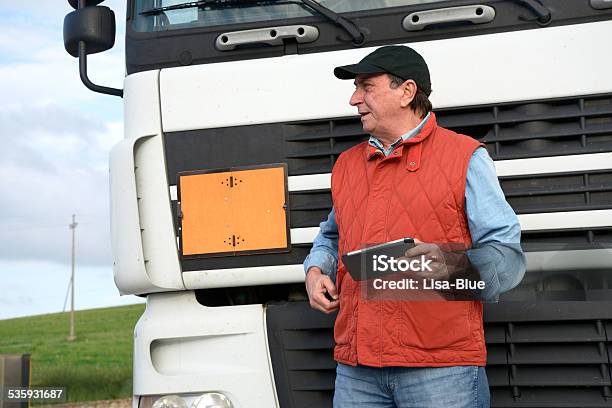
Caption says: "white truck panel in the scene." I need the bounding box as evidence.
[134,135,184,291]
[526,249,612,272]
[133,291,278,407]
[494,152,612,177]
[110,137,149,295]
[124,70,162,140]
[182,264,306,289]
[112,72,184,295]
[160,21,612,132]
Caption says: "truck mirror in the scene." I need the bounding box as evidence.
[63,6,116,57]
[68,0,105,9]
[63,4,122,97]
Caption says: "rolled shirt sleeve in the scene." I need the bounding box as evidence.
[303,208,339,283]
[465,147,526,301]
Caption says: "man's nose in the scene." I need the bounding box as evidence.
[349,89,362,106]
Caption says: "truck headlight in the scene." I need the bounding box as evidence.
[151,395,188,408]
[140,393,233,408]
[192,393,233,408]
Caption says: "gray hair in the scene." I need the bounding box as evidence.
[387,74,432,118]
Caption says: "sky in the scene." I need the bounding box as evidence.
[0,0,145,319]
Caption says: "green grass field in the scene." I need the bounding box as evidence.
[0,304,145,403]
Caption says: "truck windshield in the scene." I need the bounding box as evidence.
[133,0,447,32]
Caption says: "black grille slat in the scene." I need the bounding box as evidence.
[508,343,608,364]
[288,370,336,391]
[436,109,496,128]
[289,192,332,227]
[486,324,507,344]
[286,147,336,159]
[285,122,365,142]
[510,365,610,386]
[488,344,509,365]
[439,101,612,129]
[282,328,335,350]
[497,101,581,123]
[501,170,612,214]
[285,350,336,371]
[486,365,510,387]
[506,197,610,215]
[291,202,332,211]
[290,160,336,176]
[492,121,612,143]
[520,228,612,252]
[502,171,612,195]
[291,211,330,229]
[507,322,606,343]
[504,186,609,197]
[499,104,612,124]
[491,121,583,142]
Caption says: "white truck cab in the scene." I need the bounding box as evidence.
[63,1,612,407]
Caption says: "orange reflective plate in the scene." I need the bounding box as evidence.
[179,165,289,256]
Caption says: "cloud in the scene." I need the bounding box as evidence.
[0,0,127,269]
[0,102,122,267]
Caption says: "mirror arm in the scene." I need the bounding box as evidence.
[74,0,122,98]
[78,41,123,98]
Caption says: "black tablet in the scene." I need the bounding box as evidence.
[341,237,415,281]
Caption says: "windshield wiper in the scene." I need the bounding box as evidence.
[514,0,551,24]
[140,0,222,16]
[141,0,365,46]
[299,0,364,45]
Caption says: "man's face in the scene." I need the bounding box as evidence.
[350,73,406,139]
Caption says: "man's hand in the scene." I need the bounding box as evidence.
[305,267,339,314]
[404,239,450,280]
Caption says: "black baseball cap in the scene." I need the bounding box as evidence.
[334,45,431,93]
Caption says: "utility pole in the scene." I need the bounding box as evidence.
[67,214,78,341]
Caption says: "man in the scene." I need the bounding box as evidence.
[303,46,525,407]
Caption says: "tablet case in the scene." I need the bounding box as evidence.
[341,237,415,281]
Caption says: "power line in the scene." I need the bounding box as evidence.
[67,214,77,342]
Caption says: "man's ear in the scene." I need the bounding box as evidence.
[399,80,417,108]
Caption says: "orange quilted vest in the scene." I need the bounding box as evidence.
[331,112,486,367]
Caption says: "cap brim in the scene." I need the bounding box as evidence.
[333,62,387,80]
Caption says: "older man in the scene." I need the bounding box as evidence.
[303,46,525,408]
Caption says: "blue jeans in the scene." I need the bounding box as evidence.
[334,363,490,408]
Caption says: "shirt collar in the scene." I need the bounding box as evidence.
[368,111,431,157]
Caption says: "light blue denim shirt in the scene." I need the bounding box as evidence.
[303,114,526,301]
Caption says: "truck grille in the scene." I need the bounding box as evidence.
[266,301,612,408]
[284,94,612,176]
